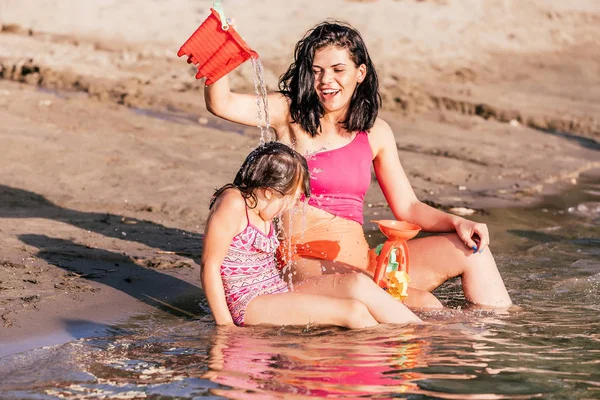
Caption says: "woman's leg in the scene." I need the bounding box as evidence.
[287,257,364,284]
[403,287,445,309]
[407,233,512,307]
[294,273,422,324]
[244,292,378,329]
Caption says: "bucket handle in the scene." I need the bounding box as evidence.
[212,1,230,31]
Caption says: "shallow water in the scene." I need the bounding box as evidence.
[1,171,599,399]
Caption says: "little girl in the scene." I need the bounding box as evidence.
[201,142,421,328]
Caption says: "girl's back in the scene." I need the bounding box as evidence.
[212,189,289,327]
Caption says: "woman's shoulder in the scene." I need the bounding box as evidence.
[268,92,292,128]
[368,117,393,135]
[269,91,290,109]
[366,117,395,149]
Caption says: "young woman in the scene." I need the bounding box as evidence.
[202,21,511,309]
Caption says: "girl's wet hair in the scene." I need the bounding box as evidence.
[210,141,311,209]
[278,21,381,137]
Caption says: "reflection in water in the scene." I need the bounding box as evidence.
[0,171,599,399]
[206,325,426,398]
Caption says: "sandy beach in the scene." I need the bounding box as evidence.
[1,0,599,355]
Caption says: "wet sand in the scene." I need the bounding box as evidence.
[1,0,599,356]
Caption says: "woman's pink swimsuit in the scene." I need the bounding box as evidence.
[306,130,372,225]
[220,209,289,326]
[276,131,374,270]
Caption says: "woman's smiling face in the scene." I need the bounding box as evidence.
[312,45,366,114]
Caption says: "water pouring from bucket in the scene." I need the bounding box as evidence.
[368,220,421,301]
[177,1,273,143]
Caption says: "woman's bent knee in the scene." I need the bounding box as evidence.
[404,288,444,309]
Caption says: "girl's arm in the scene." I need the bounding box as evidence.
[201,190,247,325]
[204,74,289,130]
[370,118,490,253]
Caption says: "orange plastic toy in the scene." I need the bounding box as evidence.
[177,3,259,85]
[369,220,421,300]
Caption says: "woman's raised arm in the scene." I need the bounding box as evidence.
[204,74,289,129]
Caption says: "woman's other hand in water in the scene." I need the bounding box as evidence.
[454,218,490,254]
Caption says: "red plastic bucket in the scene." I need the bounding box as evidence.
[177,8,259,85]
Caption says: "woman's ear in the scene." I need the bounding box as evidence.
[357,64,367,83]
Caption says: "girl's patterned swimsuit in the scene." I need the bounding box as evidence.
[220,209,289,326]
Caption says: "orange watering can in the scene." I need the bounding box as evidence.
[369,220,421,301]
[177,1,259,85]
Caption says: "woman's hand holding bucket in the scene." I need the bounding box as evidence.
[177,5,257,85]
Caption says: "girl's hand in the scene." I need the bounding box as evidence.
[454,218,490,254]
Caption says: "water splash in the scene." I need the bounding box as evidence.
[300,196,309,243]
[250,57,272,145]
[285,212,294,290]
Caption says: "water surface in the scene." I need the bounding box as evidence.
[1,171,598,399]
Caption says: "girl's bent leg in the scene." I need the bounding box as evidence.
[407,233,512,307]
[294,273,422,324]
[244,292,378,329]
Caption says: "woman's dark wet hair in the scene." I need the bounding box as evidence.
[210,141,311,209]
[278,21,381,137]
